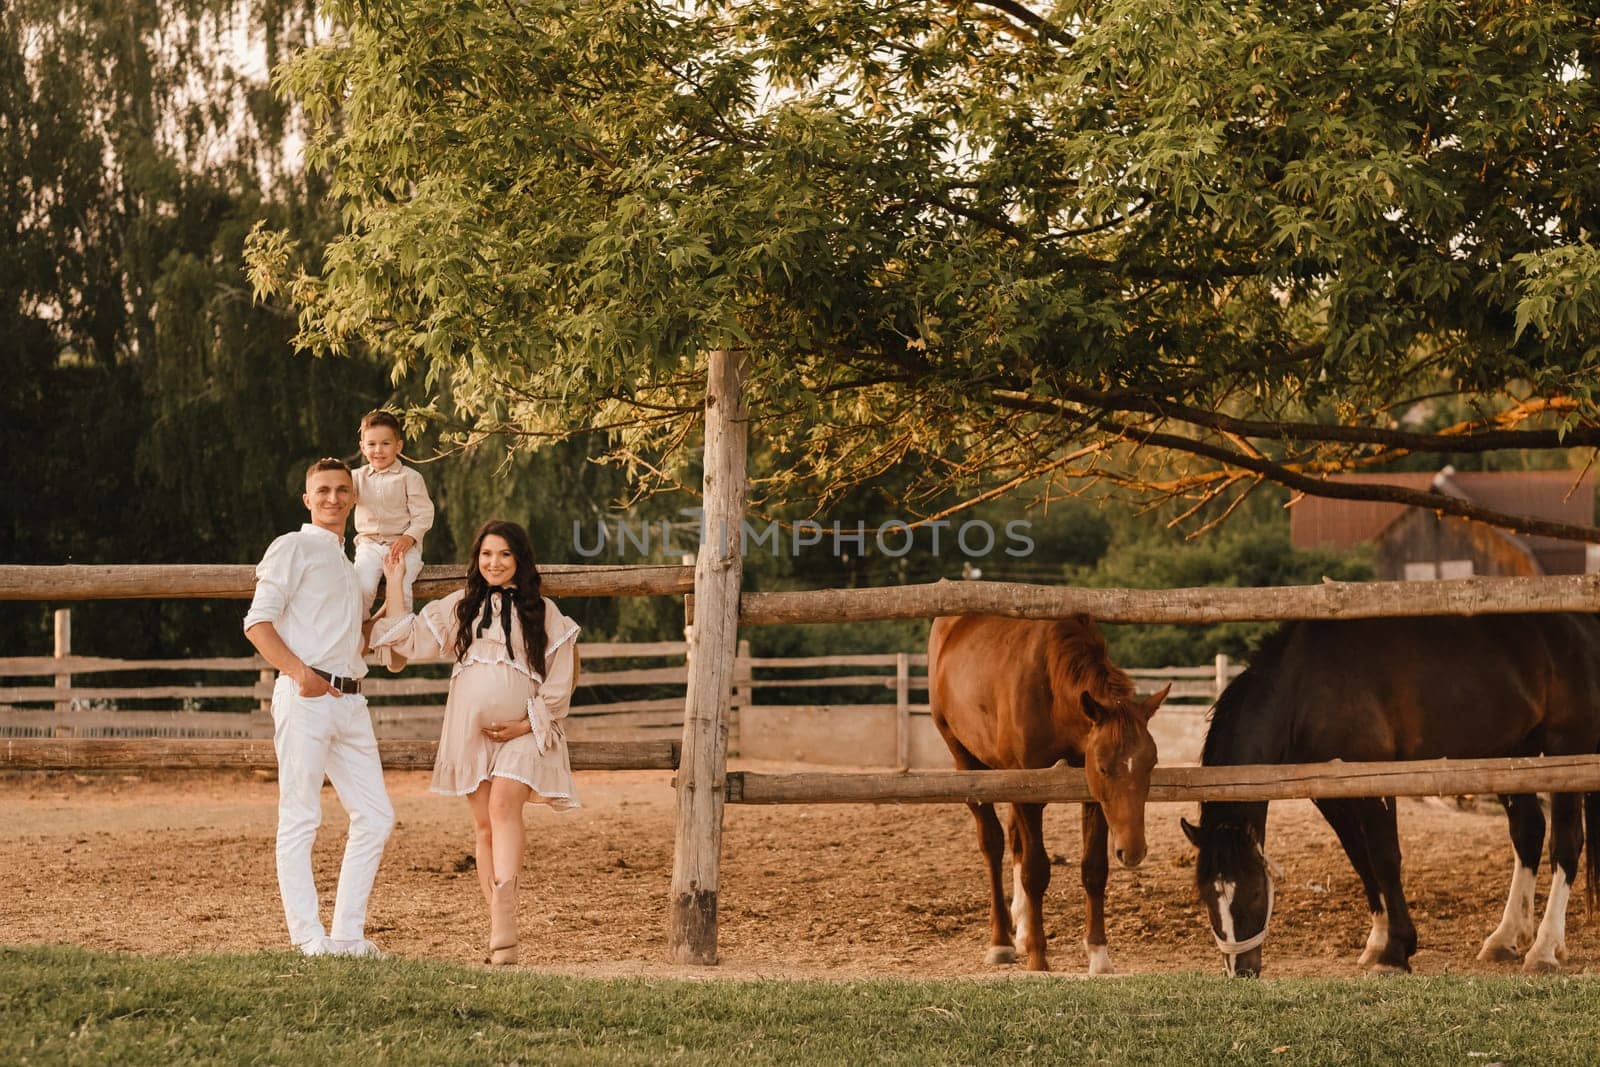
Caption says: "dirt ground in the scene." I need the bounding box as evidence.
[1,764,1594,980]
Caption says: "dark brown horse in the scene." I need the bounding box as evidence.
[1182,614,1600,977]
[929,614,1168,973]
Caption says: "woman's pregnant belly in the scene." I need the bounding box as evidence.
[451,661,538,731]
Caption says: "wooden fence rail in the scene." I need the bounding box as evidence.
[738,573,1600,626]
[1,738,679,771]
[726,754,1600,805]
[12,567,1600,624]
[0,563,693,601]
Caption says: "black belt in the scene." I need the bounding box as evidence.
[310,667,362,695]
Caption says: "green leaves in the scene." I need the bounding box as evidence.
[259,0,1600,522]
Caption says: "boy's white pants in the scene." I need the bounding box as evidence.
[270,677,395,950]
[353,539,422,616]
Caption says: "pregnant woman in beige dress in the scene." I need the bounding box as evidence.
[371,519,580,964]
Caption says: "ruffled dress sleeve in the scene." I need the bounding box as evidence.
[526,598,581,754]
[370,590,463,667]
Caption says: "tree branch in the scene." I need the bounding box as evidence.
[1099,420,1600,543]
[964,0,1076,48]
[993,386,1599,454]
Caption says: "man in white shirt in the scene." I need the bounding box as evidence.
[244,458,395,957]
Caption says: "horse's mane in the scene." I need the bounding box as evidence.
[1201,624,1297,767]
[1045,615,1138,712]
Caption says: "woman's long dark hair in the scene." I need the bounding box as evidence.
[454,520,549,674]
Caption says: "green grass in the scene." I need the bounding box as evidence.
[3,946,1598,1065]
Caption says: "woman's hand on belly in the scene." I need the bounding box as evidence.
[483,717,532,744]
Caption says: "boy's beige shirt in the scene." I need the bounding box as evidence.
[352,460,434,545]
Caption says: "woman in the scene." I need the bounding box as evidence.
[372,519,580,964]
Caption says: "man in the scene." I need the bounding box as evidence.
[244,457,394,957]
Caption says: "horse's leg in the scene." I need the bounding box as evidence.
[1006,806,1029,961]
[1359,796,1417,972]
[937,733,1014,965]
[1314,798,1388,968]
[1524,791,1582,974]
[1478,793,1544,962]
[969,799,1014,965]
[1080,801,1114,975]
[1012,801,1052,971]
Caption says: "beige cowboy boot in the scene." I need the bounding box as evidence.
[487,876,519,965]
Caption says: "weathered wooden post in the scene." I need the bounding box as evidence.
[1214,652,1230,701]
[669,350,747,964]
[53,608,72,717]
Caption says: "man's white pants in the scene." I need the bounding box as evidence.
[271,677,395,949]
[354,540,422,617]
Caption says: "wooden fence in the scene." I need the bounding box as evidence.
[738,652,1236,769]
[1,611,1236,766]
[0,613,705,747]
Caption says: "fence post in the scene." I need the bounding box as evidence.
[53,608,72,717]
[894,652,911,771]
[1214,653,1230,700]
[669,350,747,965]
[730,639,751,759]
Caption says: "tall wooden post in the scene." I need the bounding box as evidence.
[669,350,747,964]
[1214,652,1230,701]
[53,608,72,716]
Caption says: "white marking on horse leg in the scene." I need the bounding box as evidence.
[1010,861,1030,956]
[1357,896,1388,967]
[1214,879,1237,977]
[1084,941,1115,976]
[1478,859,1535,961]
[1524,868,1570,973]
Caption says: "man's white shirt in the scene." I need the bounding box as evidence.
[243,523,366,679]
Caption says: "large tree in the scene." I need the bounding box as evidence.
[250,0,1600,539]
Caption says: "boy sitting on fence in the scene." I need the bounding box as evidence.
[351,409,433,616]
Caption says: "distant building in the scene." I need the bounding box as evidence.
[1288,467,1596,581]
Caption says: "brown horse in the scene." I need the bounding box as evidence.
[1182,614,1600,977]
[928,614,1168,973]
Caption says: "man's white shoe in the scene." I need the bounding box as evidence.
[330,938,388,959]
[297,936,335,957]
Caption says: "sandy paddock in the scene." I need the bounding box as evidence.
[1,764,1594,979]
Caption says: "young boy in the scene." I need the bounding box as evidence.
[351,410,434,616]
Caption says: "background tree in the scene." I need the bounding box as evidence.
[0,1,405,657]
[251,0,1600,547]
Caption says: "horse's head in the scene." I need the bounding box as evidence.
[1181,811,1277,977]
[1079,683,1166,868]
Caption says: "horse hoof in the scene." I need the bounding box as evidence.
[1522,957,1561,976]
[1366,963,1409,976]
[1085,945,1115,975]
[984,946,1017,965]
[1025,957,1050,973]
[1477,943,1521,963]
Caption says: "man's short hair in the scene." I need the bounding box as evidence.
[359,409,404,438]
[306,457,353,484]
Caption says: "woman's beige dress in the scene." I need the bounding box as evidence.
[372,589,580,809]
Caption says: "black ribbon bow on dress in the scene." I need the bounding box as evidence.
[476,587,517,651]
